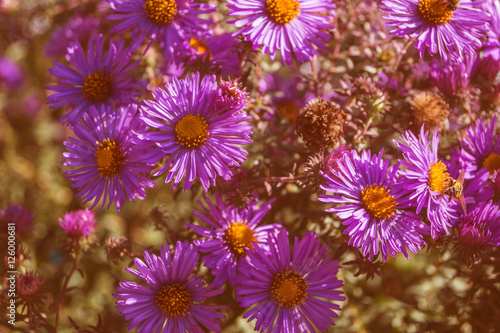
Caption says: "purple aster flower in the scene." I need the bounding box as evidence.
[452,201,500,266]
[428,54,478,97]
[455,116,500,177]
[138,72,253,191]
[107,0,214,60]
[227,0,335,66]
[483,0,500,61]
[236,228,345,332]
[379,0,490,61]
[0,57,24,90]
[394,126,459,238]
[44,15,100,58]
[58,208,96,238]
[46,33,142,125]
[319,149,428,261]
[183,31,242,76]
[63,104,157,212]
[216,77,247,111]
[114,241,226,332]
[0,205,34,235]
[185,193,280,287]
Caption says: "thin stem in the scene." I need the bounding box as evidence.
[391,38,413,72]
[248,175,311,184]
[55,251,81,332]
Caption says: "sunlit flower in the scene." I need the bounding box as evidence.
[138,72,253,191]
[63,104,157,212]
[58,208,96,238]
[320,149,429,261]
[108,0,214,60]
[453,200,500,266]
[114,241,226,332]
[46,33,142,125]
[236,229,345,332]
[227,0,335,66]
[394,126,459,238]
[380,0,489,61]
[185,193,280,287]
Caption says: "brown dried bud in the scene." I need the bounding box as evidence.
[105,236,132,265]
[296,98,346,151]
[18,271,41,299]
[410,91,449,132]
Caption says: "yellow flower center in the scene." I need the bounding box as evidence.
[483,152,500,174]
[224,222,256,256]
[418,0,454,25]
[271,269,307,307]
[189,38,212,59]
[144,0,178,25]
[428,160,450,192]
[95,138,125,177]
[361,184,397,220]
[83,70,112,102]
[265,0,301,24]
[155,283,192,316]
[175,114,209,148]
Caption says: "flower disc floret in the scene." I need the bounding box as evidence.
[83,70,112,102]
[483,153,500,174]
[265,0,301,24]
[271,269,307,307]
[418,0,453,25]
[361,185,397,219]
[144,0,178,24]
[428,160,450,192]
[155,283,192,316]
[175,114,209,148]
[224,222,256,256]
[95,138,125,177]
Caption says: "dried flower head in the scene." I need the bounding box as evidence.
[105,236,133,265]
[296,98,346,151]
[410,91,449,132]
[17,271,47,312]
[351,76,391,119]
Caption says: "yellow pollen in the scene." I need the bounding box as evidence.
[265,0,301,24]
[189,38,212,59]
[428,160,450,192]
[418,0,454,25]
[175,114,209,148]
[271,269,307,307]
[144,0,178,25]
[83,70,112,102]
[483,152,500,174]
[155,283,192,316]
[361,184,397,220]
[95,138,125,177]
[224,222,256,256]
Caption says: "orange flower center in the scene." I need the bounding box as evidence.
[418,0,454,25]
[175,114,209,148]
[83,70,112,102]
[155,283,192,316]
[271,269,307,307]
[361,184,397,220]
[189,38,212,59]
[224,222,256,256]
[265,0,301,24]
[428,160,450,192]
[95,138,125,177]
[483,152,500,174]
[144,0,178,25]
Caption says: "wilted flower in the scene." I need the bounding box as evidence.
[410,91,449,132]
[296,98,346,151]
